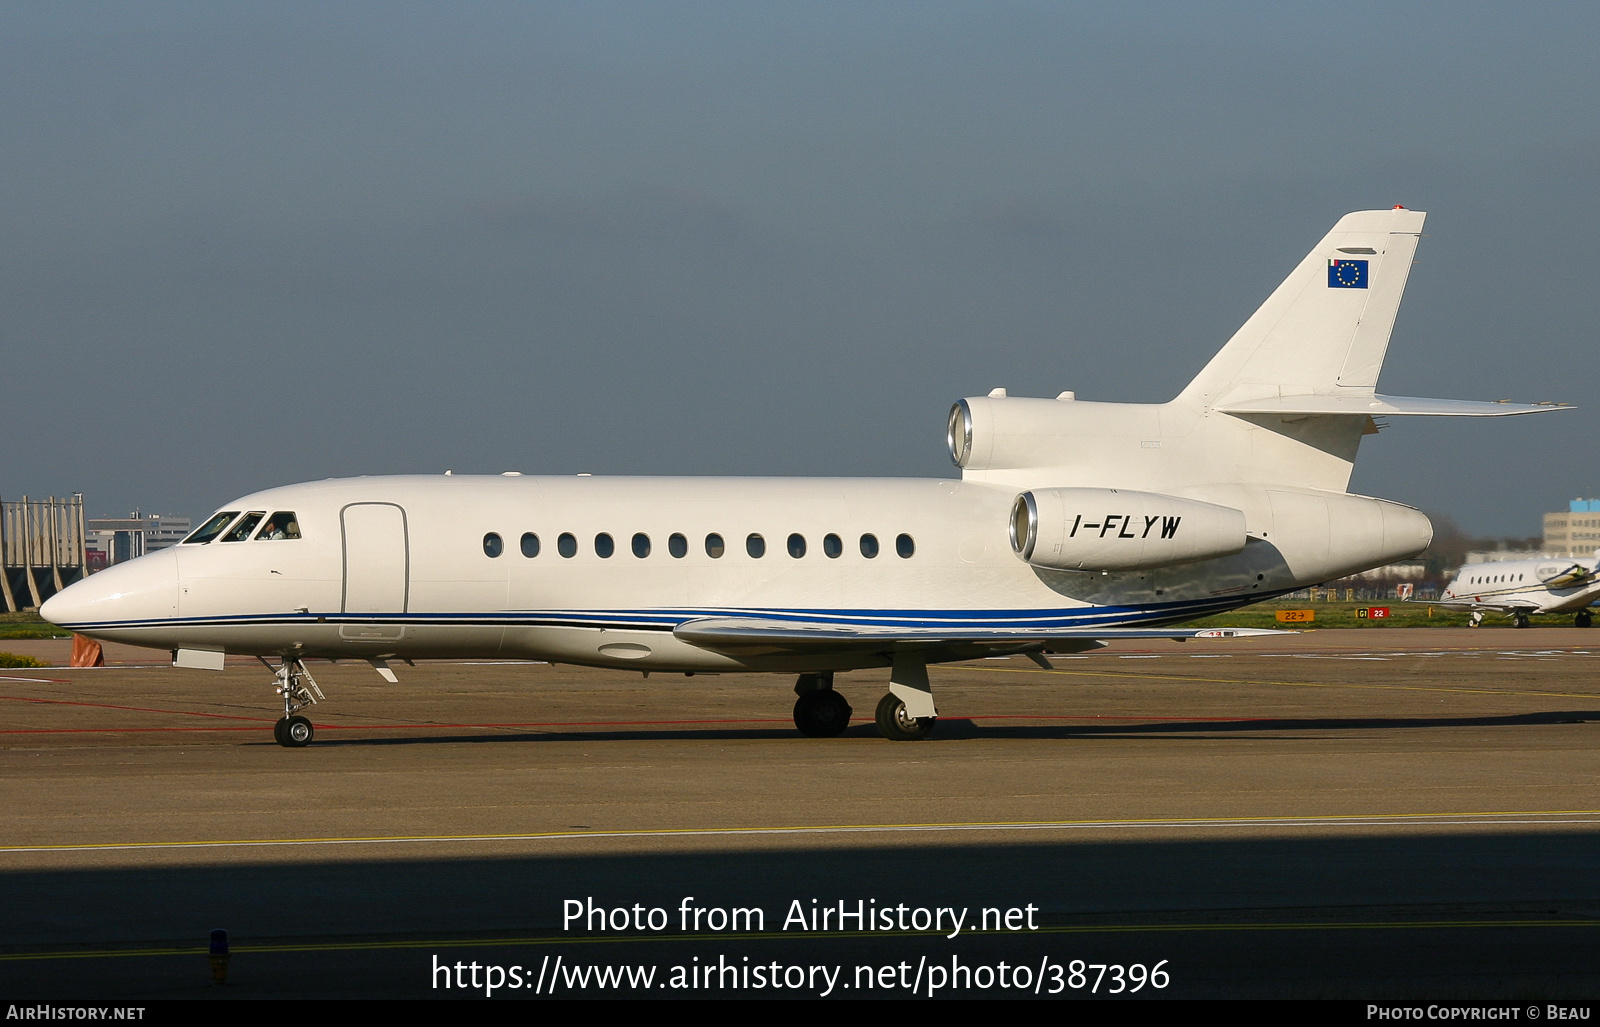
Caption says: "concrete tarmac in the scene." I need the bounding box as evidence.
[2,628,1599,999]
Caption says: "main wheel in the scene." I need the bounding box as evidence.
[874,692,936,741]
[1514,612,1532,629]
[281,715,314,747]
[1577,610,1593,628]
[793,689,853,737]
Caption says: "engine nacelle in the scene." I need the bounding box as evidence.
[1011,487,1248,571]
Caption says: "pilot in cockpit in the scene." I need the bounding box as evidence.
[257,512,301,540]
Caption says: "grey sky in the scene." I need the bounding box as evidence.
[3,2,1596,535]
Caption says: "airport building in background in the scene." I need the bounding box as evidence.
[1,494,88,610]
[1542,499,1600,559]
[85,512,191,570]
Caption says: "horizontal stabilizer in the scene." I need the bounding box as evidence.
[1215,394,1573,418]
[674,617,1286,654]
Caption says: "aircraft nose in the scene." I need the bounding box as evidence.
[41,548,180,632]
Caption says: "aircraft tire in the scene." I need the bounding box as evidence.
[793,690,852,737]
[1514,613,1531,629]
[1577,610,1593,628]
[281,715,314,748]
[874,692,935,741]
[272,718,288,746]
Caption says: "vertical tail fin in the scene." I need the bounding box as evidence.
[1178,207,1426,408]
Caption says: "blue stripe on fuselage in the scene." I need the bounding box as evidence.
[51,591,1296,633]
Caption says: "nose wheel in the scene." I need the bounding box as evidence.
[269,657,324,748]
[273,715,314,747]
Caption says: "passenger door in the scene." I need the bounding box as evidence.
[341,503,409,626]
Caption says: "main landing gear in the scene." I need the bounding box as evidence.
[876,651,938,741]
[1577,610,1593,628]
[793,672,852,737]
[874,692,936,741]
[1513,612,1532,629]
[269,656,324,748]
[792,652,941,741]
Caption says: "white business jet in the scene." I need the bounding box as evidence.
[1437,558,1599,628]
[42,208,1570,746]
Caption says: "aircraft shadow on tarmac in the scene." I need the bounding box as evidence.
[3,833,1600,999]
[294,710,1600,747]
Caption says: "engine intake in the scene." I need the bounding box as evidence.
[1011,488,1248,571]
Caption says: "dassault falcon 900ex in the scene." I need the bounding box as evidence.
[42,208,1571,745]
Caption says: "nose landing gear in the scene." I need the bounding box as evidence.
[270,657,323,747]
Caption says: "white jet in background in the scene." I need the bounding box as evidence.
[42,207,1572,745]
[1436,558,1599,628]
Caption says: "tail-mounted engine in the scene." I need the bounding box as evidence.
[1011,487,1248,572]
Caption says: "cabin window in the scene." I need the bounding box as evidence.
[185,512,240,545]
[824,533,842,558]
[220,512,265,542]
[747,533,766,558]
[483,532,503,558]
[705,533,725,558]
[669,533,688,558]
[788,533,806,558]
[632,533,651,558]
[520,532,540,558]
[860,533,879,558]
[897,533,916,558]
[595,533,615,558]
[257,512,301,540]
[558,533,578,558]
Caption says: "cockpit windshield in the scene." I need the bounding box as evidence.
[256,512,301,540]
[220,512,265,542]
[183,511,240,545]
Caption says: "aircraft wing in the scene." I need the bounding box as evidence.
[673,616,1284,655]
[1434,597,1544,612]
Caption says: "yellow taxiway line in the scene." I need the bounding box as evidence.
[4,809,1598,855]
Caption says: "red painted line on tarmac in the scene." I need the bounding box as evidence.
[3,726,271,734]
[0,716,800,732]
[962,714,1266,722]
[0,712,1267,736]
[0,694,271,722]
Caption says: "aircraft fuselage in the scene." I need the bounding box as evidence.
[43,473,1420,673]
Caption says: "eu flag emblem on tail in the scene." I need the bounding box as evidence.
[1328,258,1368,288]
